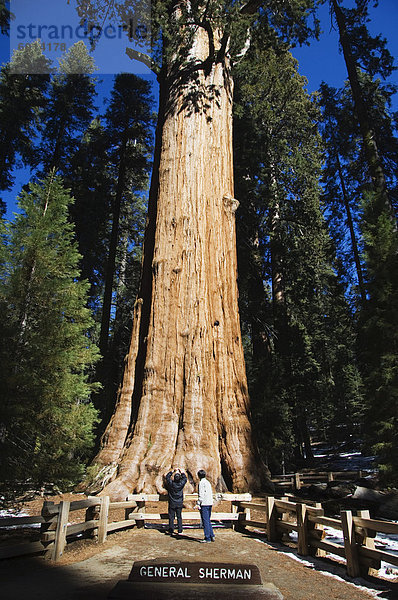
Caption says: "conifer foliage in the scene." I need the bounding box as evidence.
[233,32,363,471]
[0,41,50,190]
[321,0,398,483]
[38,41,97,174]
[0,174,99,489]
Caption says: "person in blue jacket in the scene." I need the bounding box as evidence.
[165,468,187,535]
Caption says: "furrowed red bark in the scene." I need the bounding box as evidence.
[85,21,270,500]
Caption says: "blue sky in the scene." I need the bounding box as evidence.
[1,1,397,220]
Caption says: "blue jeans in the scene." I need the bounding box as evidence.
[200,505,214,541]
[168,505,183,533]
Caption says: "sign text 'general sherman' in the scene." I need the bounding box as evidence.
[129,561,262,585]
[109,560,284,599]
[137,564,254,581]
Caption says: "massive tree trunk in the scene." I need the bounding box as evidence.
[85,24,269,499]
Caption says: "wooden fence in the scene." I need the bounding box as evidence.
[272,470,370,491]
[0,493,251,562]
[1,491,397,580]
[239,496,398,578]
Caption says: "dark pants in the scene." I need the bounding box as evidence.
[168,505,183,533]
[200,505,214,541]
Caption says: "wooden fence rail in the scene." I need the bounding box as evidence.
[271,470,370,490]
[239,497,398,578]
[1,491,397,581]
[0,493,251,561]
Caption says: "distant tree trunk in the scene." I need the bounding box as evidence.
[270,199,284,310]
[48,118,66,172]
[85,25,270,499]
[331,0,394,221]
[249,238,272,363]
[99,132,127,358]
[335,153,367,304]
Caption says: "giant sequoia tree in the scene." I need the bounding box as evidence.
[78,0,318,498]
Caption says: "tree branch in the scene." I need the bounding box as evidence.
[240,0,262,15]
[125,47,160,75]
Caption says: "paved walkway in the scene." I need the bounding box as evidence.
[1,528,397,600]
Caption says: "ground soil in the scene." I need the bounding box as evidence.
[1,493,398,600]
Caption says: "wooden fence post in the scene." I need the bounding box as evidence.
[312,503,326,557]
[85,496,100,540]
[231,500,238,530]
[341,510,360,577]
[231,501,240,531]
[136,500,145,528]
[279,496,290,540]
[40,501,57,559]
[294,473,302,491]
[232,501,251,531]
[297,503,309,556]
[125,498,137,522]
[356,509,380,577]
[98,496,110,544]
[53,501,70,561]
[265,496,279,542]
[243,503,251,526]
[327,472,334,482]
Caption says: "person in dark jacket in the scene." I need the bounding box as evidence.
[165,468,187,535]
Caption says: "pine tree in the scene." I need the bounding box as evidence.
[37,42,97,174]
[233,31,363,470]
[319,82,367,306]
[98,73,153,360]
[65,117,112,307]
[360,189,398,484]
[0,1,10,33]
[0,41,50,190]
[329,0,395,218]
[320,77,398,307]
[64,75,153,421]
[0,174,99,488]
[324,0,398,483]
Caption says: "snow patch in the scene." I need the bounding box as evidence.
[0,509,41,529]
[0,509,29,518]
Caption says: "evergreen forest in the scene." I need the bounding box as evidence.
[0,0,397,494]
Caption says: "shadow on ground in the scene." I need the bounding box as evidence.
[1,527,398,600]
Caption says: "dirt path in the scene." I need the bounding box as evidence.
[1,527,398,600]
